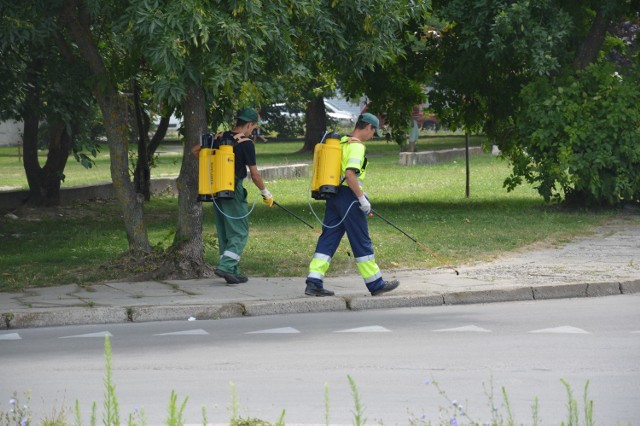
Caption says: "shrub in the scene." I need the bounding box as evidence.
[506,62,640,206]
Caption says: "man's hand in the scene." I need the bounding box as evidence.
[261,188,274,208]
[358,195,371,214]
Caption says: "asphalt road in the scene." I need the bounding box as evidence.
[1,294,639,425]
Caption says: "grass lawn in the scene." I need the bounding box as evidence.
[0,134,619,291]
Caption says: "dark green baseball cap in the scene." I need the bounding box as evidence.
[237,108,261,124]
[358,112,381,136]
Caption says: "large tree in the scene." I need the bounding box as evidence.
[428,0,640,205]
[281,0,432,153]
[123,0,310,276]
[58,0,152,253]
[0,1,100,206]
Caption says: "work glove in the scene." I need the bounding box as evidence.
[261,188,274,208]
[358,195,371,215]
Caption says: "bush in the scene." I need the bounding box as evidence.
[506,62,640,206]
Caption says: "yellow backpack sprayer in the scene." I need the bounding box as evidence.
[311,132,343,200]
[197,133,236,202]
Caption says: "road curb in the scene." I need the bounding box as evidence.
[620,279,640,294]
[129,303,245,322]
[2,280,639,330]
[443,287,534,304]
[532,283,588,300]
[243,298,347,316]
[3,307,128,329]
[348,294,444,310]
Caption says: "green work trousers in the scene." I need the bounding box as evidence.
[214,179,249,275]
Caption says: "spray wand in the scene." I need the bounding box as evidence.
[370,209,459,275]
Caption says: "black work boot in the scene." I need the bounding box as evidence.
[371,280,400,296]
[305,282,335,297]
[215,269,248,285]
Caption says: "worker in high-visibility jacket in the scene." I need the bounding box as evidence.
[305,113,400,297]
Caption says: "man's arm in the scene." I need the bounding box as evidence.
[344,169,363,197]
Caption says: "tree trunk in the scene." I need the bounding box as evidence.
[60,0,151,254]
[21,60,71,206]
[132,80,151,201]
[300,96,327,153]
[148,115,170,160]
[39,122,73,206]
[160,83,210,278]
[573,8,609,71]
[22,61,43,205]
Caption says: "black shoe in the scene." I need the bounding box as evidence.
[215,269,248,284]
[371,280,400,296]
[305,282,335,297]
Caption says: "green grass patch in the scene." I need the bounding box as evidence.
[0,134,483,190]
[0,139,620,291]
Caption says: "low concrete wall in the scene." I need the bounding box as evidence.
[399,147,485,166]
[0,164,310,212]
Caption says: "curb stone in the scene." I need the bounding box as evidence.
[130,303,245,322]
[532,283,588,300]
[586,282,624,297]
[348,294,444,310]
[2,280,639,330]
[6,307,128,329]
[443,287,534,305]
[243,297,347,316]
[620,279,640,294]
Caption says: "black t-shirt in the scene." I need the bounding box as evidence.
[220,131,256,180]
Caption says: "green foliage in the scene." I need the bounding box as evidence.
[260,103,306,139]
[428,0,573,139]
[341,2,433,145]
[347,375,367,426]
[560,379,594,426]
[165,391,188,426]
[508,62,640,205]
[102,336,120,426]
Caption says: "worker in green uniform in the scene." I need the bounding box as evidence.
[192,108,274,284]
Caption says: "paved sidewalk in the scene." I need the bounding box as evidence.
[1,215,639,330]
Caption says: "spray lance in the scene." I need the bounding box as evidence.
[370,209,459,275]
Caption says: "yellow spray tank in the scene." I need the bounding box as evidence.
[197,133,235,202]
[311,132,342,200]
[197,134,215,202]
[210,137,235,199]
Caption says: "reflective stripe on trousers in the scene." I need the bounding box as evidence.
[306,186,383,290]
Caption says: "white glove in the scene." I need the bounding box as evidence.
[261,188,274,207]
[358,195,371,214]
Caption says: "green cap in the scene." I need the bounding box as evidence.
[358,113,381,136]
[237,108,261,124]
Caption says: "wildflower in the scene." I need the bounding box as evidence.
[21,418,28,426]
[613,71,622,80]
[451,399,458,406]
[450,416,459,426]
[9,398,16,405]
[424,379,431,385]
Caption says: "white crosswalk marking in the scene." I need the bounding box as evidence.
[0,333,21,340]
[335,326,390,333]
[245,327,300,334]
[433,325,492,333]
[529,326,590,334]
[155,329,209,336]
[59,331,113,339]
